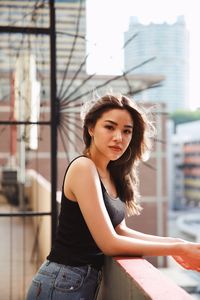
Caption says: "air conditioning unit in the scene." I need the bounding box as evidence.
[1,169,19,205]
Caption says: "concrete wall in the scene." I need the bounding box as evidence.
[26,169,51,262]
[97,257,193,300]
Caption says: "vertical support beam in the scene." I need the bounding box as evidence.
[156,104,164,267]
[49,0,58,244]
[10,73,17,162]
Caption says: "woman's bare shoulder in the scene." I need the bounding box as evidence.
[64,156,98,201]
[66,156,97,179]
[70,156,95,169]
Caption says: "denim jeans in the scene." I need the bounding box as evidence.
[26,260,102,300]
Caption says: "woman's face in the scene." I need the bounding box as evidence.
[89,108,133,161]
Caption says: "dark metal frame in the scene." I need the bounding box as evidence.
[0,0,58,245]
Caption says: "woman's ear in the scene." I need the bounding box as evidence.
[88,127,94,137]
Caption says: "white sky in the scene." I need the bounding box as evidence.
[86,0,200,110]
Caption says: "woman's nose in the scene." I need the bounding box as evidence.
[113,131,122,141]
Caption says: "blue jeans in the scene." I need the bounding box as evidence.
[26,260,102,300]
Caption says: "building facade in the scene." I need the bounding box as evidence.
[184,140,200,206]
[124,16,189,112]
[171,136,185,210]
[172,121,200,208]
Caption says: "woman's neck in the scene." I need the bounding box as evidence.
[86,147,109,177]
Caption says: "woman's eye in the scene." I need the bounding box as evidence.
[105,125,114,130]
[124,129,132,135]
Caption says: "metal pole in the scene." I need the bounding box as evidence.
[49,0,58,245]
[0,26,49,35]
[156,104,164,267]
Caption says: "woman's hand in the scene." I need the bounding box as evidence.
[173,255,200,272]
[172,242,200,272]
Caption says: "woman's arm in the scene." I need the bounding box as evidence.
[115,220,183,244]
[65,157,200,271]
[115,220,200,270]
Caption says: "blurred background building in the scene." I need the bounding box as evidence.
[124,16,189,112]
[172,120,200,208]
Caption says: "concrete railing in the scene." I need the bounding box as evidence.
[97,257,193,300]
[26,169,51,261]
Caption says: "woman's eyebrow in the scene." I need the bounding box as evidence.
[104,120,133,128]
[104,120,117,125]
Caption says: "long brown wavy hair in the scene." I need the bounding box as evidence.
[82,94,155,215]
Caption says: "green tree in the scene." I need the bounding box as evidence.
[170,110,200,126]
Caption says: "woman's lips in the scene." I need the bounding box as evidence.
[109,146,122,152]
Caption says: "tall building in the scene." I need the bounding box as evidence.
[124,16,189,112]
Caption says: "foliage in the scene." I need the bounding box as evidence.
[170,109,200,126]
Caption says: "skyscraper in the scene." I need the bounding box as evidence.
[124,16,189,112]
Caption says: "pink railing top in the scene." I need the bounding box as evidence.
[114,257,193,300]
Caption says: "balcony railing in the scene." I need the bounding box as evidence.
[97,256,193,300]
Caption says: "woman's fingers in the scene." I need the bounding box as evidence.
[172,255,200,271]
[172,256,190,269]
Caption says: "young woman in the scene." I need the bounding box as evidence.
[26,94,200,300]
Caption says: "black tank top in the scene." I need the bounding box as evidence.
[47,156,125,269]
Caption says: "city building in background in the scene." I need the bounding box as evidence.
[124,16,189,112]
[175,121,200,208]
[170,120,200,210]
[184,140,200,206]
[170,134,185,210]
